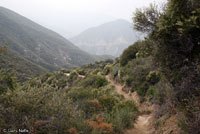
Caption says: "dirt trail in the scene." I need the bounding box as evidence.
[106,75,155,134]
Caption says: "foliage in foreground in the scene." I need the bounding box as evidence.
[0,61,138,134]
[132,0,200,133]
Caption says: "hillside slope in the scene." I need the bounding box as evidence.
[70,19,143,57]
[0,60,139,134]
[0,51,47,82]
[0,7,103,70]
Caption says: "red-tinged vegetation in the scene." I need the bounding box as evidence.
[88,99,102,109]
[87,115,113,134]
[68,128,78,134]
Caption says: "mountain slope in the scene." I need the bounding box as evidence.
[70,19,143,57]
[0,7,102,71]
[0,51,47,82]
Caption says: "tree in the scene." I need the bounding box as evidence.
[133,0,200,82]
[133,3,161,33]
[133,1,200,132]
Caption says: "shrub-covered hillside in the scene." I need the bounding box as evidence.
[107,0,200,133]
[0,0,199,134]
[0,60,138,134]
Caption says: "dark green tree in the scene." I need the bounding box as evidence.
[133,3,161,33]
[133,0,200,133]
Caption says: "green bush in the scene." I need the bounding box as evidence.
[125,76,134,87]
[68,88,96,101]
[81,99,101,117]
[91,69,101,75]
[113,100,138,112]
[70,71,78,78]
[146,86,156,100]
[79,75,108,88]
[112,66,119,77]
[130,87,136,93]
[103,65,112,75]
[120,42,139,66]
[121,57,152,87]
[106,101,138,132]
[136,82,149,97]
[146,71,160,85]
[120,40,153,67]
[99,96,119,112]
[118,57,154,97]
[77,69,86,75]
[112,109,135,131]
[95,76,108,88]
[153,81,169,105]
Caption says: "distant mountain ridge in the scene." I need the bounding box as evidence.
[70,19,143,57]
[0,6,109,72]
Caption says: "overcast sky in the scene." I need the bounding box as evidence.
[0,0,166,37]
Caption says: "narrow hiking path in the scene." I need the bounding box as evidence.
[106,75,155,134]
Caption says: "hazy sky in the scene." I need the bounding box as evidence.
[0,0,165,37]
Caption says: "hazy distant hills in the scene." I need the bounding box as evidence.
[70,19,143,57]
[40,13,116,38]
[0,7,109,73]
